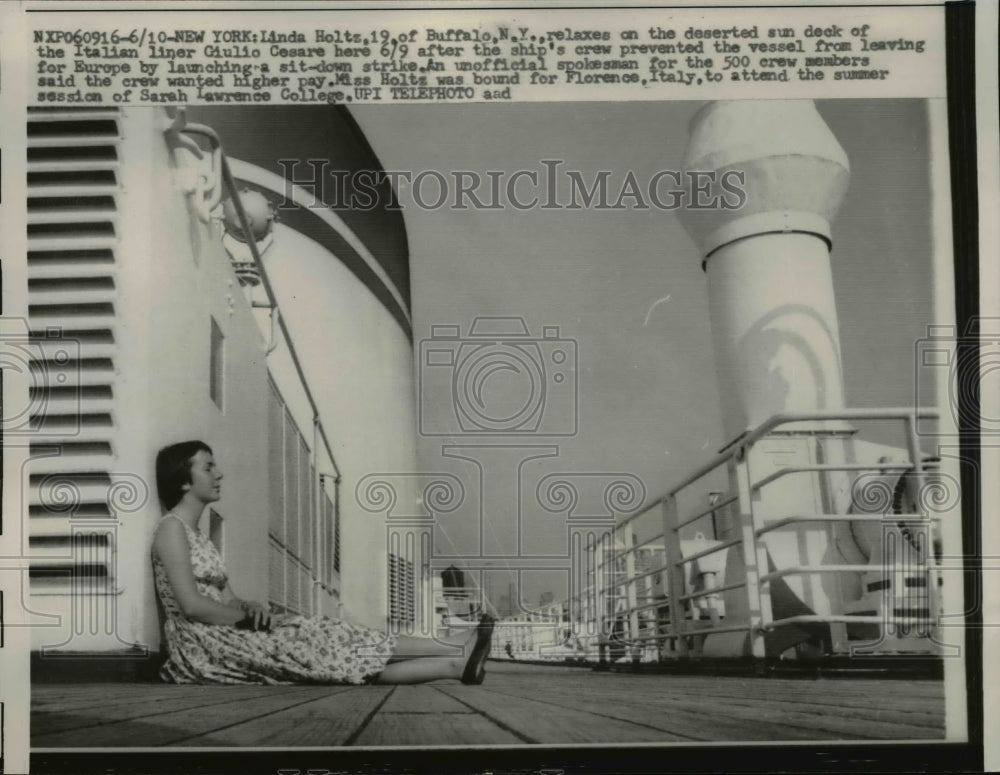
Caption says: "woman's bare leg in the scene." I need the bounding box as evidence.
[375,656,463,684]
[389,629,477,661]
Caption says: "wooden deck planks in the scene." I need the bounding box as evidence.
[644,688,944,729]
[493,671,944,717]
[29,665,949,748]
[480,685,833,741]
[551,675,945,721]
[31,684,194,709]
[32,686,318,736]
[378,686,471,714]
[174,687,392,747]
[31,683,287,712]
[437,686,692,744]
[490,683,942,741]
[353,712,524,746]
[648,680,945,706]
[32,687,342,748]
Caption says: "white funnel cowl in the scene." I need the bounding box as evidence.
[679,100,850,258]
[677,100,852,440]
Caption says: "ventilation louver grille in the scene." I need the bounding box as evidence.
[27,107,123,596]
[388,553,415,627]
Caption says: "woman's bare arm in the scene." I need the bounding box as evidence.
[220,583,244,609]
[153,519,245,626]
[222,582,274,629]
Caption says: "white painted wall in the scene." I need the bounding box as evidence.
[253,222,419,631]
[137,113,272,652]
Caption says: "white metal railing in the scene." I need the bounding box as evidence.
[549,408,944,662]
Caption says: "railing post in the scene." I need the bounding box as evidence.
[735,449,770,659]
[643,563,656,661]
[583,539,593,640]
[903,413,944,647]
[903,412,934,550]
[662,495,689,657]
[598,531,614,665]
[622,521,640,662]
[903,412,926,487]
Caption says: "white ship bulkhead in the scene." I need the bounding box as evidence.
[26,106,418,661]
[234,159,420,632]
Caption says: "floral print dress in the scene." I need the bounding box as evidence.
[152,514,395,685]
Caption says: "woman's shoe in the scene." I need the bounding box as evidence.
[461,614,496,685]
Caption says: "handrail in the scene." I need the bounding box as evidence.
[616,564,666,585]
[673,537,740,566]
[615,499,664,530]
[761,564,906,582]
[757,512,939,535]
[768,614,933,629]
[604,534,666,557]
[751,462,915,492]
[664,408,938,500]
[677,580,746,603]
[739,407,937,448]
[675,492,737,532]
[547,406,945,662]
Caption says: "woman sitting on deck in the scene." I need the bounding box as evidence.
[152,440,494,686]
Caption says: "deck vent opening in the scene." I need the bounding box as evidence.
[29,170,118,187]
[28,119,120,138]
[28,145,118,163]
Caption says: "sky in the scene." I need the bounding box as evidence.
[350,99,936,610]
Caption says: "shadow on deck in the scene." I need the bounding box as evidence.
[31,660,946,748]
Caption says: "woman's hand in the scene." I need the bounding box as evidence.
[241,601,272,632]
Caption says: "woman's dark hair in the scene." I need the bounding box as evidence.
[156,441,213,510]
